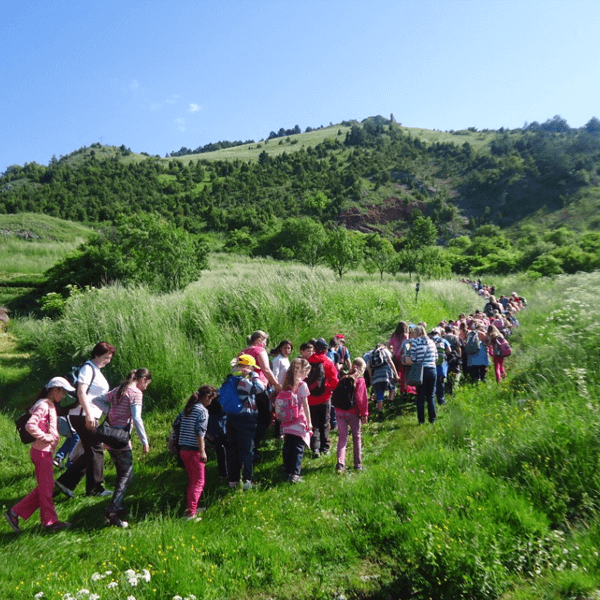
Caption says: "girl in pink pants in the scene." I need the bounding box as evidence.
[5,377,76,533]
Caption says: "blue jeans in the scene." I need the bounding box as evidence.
[55,432,80,464]
[226,412,257,484]
[416,367,437,424]
[283,433,305,478]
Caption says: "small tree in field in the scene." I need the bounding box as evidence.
[363,233,396,280]
[45,213,209,294]
[323,226,363,279]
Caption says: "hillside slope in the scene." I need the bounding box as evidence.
[1,116,600,241]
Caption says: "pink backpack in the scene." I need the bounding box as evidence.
[275,390,301,425]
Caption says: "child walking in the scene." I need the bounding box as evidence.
[173,385,218,520]
[276,358,313,483]
[5,377,76,533]
[333,358,369,473]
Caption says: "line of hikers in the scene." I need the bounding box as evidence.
[6,285,525,531]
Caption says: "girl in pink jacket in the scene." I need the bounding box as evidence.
[5,377,76,533]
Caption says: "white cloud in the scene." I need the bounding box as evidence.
[189,103,201,113]
[166,95,180,104]
[128,79,139,91]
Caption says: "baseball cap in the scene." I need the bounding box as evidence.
[46,377,76,392]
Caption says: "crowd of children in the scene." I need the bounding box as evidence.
[6,283,526,532]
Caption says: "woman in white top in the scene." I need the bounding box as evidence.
[271,339,293,386]
[55,341,115,498]
[270,339,293,437]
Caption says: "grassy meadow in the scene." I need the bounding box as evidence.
[1,255,600,599]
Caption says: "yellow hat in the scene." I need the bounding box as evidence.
[237,354,257,368]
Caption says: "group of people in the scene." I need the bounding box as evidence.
[6,342,151,533]
[5,285,525,532]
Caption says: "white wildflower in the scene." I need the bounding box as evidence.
[77,591,90,597]
[90,595,100,600]
[124,569,136,577]
[127,596,137,600]
[107,582,118,589]
[91,573,103,581]
[34,593,44,599]
[172,596,183,600]
[141,569,151,582]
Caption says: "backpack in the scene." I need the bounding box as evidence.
[434,339,448,366]
[58,362,97,416]
[274,390,301,425]
[370,347,386,369]
[306,361,326,396]
[331,376,356,411]
[15,409,35,444]
[218,375,244,414]
[465,332,481,355]
[494,339,512,358]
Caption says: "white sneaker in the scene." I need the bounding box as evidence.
[242,480,253,491]
[98,489,113,497]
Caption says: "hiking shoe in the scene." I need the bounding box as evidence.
[335,463,345,473]
[228,481,239,489]
[88,487,112,497]
[312,451,320,459]
[55,481,75,499]
[46,521,71,532]
[107,514,129,528]
[354,465,364,472]
[4,510,20,533]
[288,475,304,483]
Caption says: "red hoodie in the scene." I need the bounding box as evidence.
[307,352,339,406]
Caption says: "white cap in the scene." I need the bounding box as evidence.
[46,376,76,392]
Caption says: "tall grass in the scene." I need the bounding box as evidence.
[0,238,82,275]
[12,260,475,410]
[2,266,600,599]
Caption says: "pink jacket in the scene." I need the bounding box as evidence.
[25,399,59,453]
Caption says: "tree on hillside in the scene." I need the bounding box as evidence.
[363,234,396,280]
[322,226,363,279]
[254,217,326,267]
[45,213,209,294]
[406,216,437,249]
[584,117,600,134]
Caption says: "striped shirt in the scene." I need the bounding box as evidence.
[409,337,438,368]
[174,403,208,451]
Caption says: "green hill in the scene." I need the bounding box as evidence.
[2,115,600,279]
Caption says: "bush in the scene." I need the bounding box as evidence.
[44,213,209,294]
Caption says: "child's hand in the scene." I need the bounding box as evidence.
[199,452,208,463]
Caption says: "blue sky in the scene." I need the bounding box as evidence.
[1,0,599,173]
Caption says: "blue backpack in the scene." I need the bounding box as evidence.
[218,376,244,414]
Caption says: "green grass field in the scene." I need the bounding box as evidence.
[1,243,600,599]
